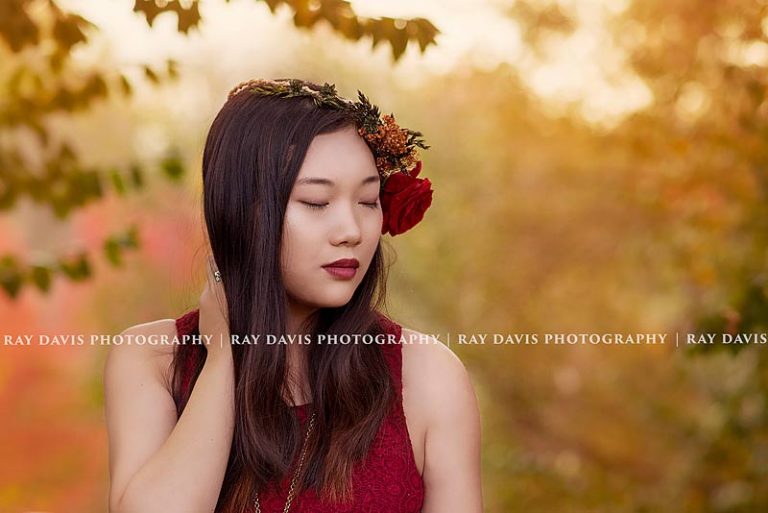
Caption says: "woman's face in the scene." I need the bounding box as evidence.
[281,125,383,312]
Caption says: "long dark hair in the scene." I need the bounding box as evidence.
[170,82,396,511]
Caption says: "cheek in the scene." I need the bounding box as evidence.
[280,236,307,291]
[284,204,318,233]
[366,208,383,231]
[281,209,317,270]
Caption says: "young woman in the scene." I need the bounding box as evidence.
[104,79,482,513]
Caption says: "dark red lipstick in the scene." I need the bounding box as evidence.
[322,258,359,279]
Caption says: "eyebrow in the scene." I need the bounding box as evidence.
[295,175,380,187]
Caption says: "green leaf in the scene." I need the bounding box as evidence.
[30,265,52,292]
[104,226,141,266]
[130,165,144,188]
[161,155,184,181]
[104,239,122,266]
[58,253,91,281]
[110,169,126,195]
[0,256,23,298]
[125,225,140,248]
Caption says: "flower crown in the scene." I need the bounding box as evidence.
[227,78,434,236]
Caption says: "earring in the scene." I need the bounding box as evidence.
[214,270,222,282]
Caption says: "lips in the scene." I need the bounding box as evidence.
[322,258,359,268]
[322,258,359,280]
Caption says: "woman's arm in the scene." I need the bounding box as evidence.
[104,320,235,513]
[413,335,483,513]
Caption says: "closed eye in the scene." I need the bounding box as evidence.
[300,201,328,210]
[300,201,379,210]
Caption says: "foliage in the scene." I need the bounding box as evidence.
[0,0,439,299]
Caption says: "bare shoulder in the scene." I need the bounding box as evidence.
[400,327,469,379]
[399,327,483,511]
[116,318,179,341]
[103,318,182,510]
[105,318,179,393]
[399,327,479,422]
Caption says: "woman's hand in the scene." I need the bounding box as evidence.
[199,254,232,362]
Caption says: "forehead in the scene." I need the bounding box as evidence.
[296,126,378,182]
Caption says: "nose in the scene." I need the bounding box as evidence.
[329,202,363,246]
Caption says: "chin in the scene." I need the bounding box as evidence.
[318,292,355,308]
[289,292,352,310]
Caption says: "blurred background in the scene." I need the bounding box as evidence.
[2,0,768,511]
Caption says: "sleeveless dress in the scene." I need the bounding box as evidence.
[174,309,425,513]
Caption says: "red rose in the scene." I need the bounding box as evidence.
[380,161,433,236]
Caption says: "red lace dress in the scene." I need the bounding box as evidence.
[174,309,425,513]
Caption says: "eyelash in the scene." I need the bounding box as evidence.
[301,201,379,210]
